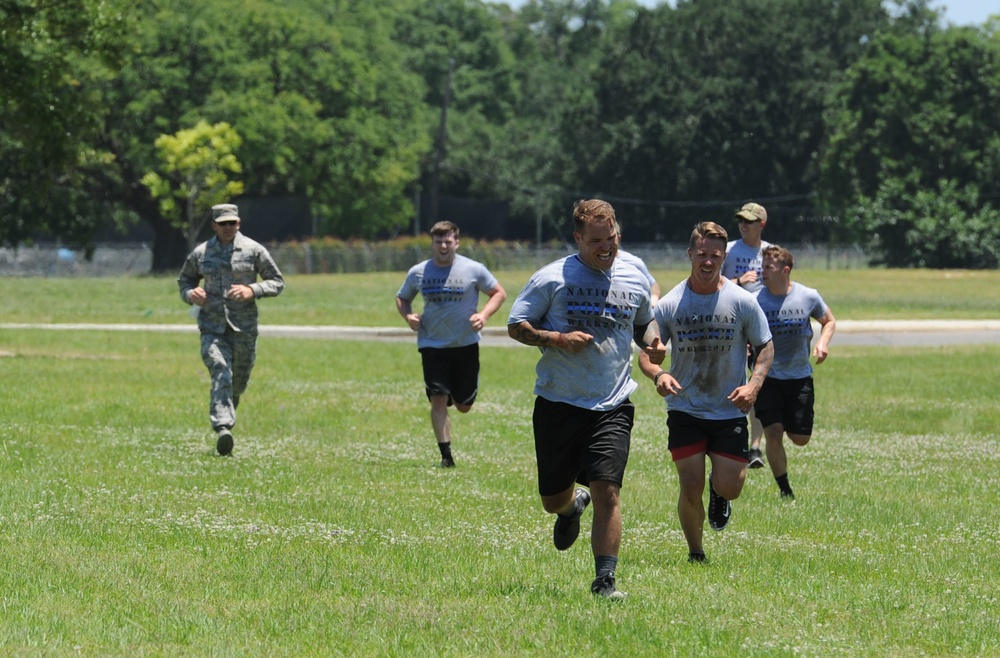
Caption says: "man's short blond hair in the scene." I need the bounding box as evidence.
[688,221,728,249]
[763,245,794,270]
[572,199,616,234]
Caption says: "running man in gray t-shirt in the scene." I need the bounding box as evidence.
[508,199,666,600]
[638,221,773,564]
[396,221,507,468]
[721,202,770,293]
[752,245,836,499]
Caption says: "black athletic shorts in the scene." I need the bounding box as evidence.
[754,376,815,436]
[419,344,479,406]
[533,397,634,496]
[666,410,748,462]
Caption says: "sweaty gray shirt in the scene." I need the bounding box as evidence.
[755,283,827,379]
[396,254,499,349]
[508,255,654,411]
[655,278,771,420]
[177,232,285,335]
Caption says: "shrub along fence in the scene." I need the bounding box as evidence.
[269,237,871,274]
[1,239,870,277]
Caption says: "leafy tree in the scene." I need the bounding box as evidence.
[0,0,130,247]
[94,0,429,270]
[142,121,244,250]
[392,0,643,242]
[391,0,521,228]
[566,0,897,242]
[845,179,1000,268]
[819,23,1000,267]
[195,1,429,240]
[488,0,646,241]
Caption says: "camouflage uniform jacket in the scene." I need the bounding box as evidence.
[177,232,285,335]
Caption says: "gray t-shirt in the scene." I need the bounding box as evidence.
[616,249,656,289]
[397,254,499,349]
[655,278,771,420]
[721,239,771,293]
[507,255,654,411]
[754,283,828,380]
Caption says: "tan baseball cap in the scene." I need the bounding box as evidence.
[735,202,767,223]
[212,203,240,223]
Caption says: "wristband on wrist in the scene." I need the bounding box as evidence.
[653,370,668,386]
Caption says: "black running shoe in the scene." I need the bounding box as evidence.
[688,552,707,563]
[780,488,795,500]
[553,488,591,550]
[748,448,764,469]
[216,429,234,456]
[591,573,627,600]
[707,474,731,531]
[440,456,455,468]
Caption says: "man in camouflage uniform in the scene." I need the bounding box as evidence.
[178,203,285,455]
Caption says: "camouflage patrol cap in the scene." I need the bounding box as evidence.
[212,203,240,223]
[735,202,767,223]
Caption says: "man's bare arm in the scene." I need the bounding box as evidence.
[749,341,774,387]
[508,321,593,352]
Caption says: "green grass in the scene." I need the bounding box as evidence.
[2,267,999,325]
[1,314,998,656]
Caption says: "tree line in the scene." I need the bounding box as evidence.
[2,0,998,271]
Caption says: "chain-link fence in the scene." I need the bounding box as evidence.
[269,241,870,274]
[0,241,870,277]
[622,242,871,271]
[0,244,153,277]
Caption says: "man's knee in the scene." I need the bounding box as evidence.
[589,481,620,510]
[713,477,745,501]
[788,433,811,446]
[676,468,706,502]
[709,461,746,500]
[541,488,576,514]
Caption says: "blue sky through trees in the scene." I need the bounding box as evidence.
[496,1,996,27]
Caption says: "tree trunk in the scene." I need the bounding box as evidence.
[150,219,190,273]
[118,172,190,274]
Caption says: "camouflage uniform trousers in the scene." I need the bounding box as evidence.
[201,327,257,431]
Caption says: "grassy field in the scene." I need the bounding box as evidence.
[2,267,1000,325]
[1,274,998,656]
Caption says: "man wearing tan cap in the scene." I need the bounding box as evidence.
[721,202,771,468]
[177,203,285,456]
[722,202,770,293]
